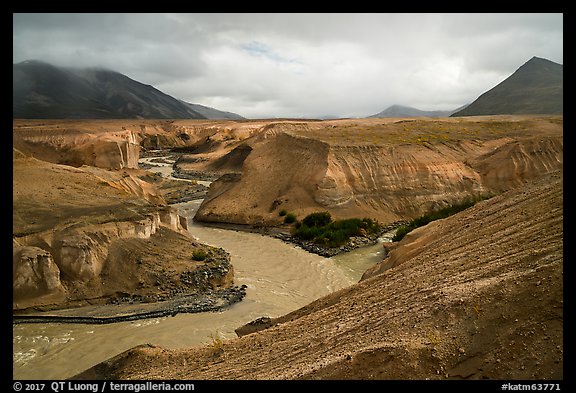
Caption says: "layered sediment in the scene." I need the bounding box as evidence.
[13,148,238,312]
[12,119,268,170]
[193,116,563,226]
[76,171,563,380]
[13,116,562,312]
[13,117,563,379]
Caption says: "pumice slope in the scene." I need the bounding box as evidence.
[76,171,563,380]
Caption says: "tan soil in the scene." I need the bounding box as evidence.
[76,171,563,380]
[192,115,563,226]
[13,149,234,311]
[13,117,563,379]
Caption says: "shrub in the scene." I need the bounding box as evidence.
[293,224,323,240]
[392,226,411,242]
[293,212,383,248]
[322,229,348,247]
[192,249,208,261]
[208,331,224,357]
[278,209,287,217]
[392,194,492,242]
[284,213,297,224]
[302,211,332,227]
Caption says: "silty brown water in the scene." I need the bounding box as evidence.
[13,156,386,380]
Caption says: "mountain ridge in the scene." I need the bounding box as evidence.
[368,104,468,118]
[13,60,245,120]
[451,56,563,117]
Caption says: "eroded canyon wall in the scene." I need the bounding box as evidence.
[13,126,140,169]
[194,121,563,226]
[12,151,211,311]
[13,207,190,310]
[194,132,331,225]
[77,171,563,380]
[12,119,268,170]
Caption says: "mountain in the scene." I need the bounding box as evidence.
[179,101,244,120]
[13,60,244,120]
[451,57,563,117]
[368,104,467,118]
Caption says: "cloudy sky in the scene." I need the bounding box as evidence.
[13,13,563,118]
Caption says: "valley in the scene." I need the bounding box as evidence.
[80,170,562,380]
[12,115,563,380]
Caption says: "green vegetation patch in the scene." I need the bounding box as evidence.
[192,249,208,261]
[283,212,297,224]
[292,211,382,248]
[392,194,493,242]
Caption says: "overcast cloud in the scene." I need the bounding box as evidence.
[13,13,563,118]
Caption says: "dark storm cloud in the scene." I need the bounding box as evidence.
[13,13,563,118]
[13,13,210,84]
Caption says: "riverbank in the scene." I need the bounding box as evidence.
[14,151,373,326]
[76,172,564,380]
[12,233,247,324]
[13,285,247,325]
[193,217,405,258]
[165,150,405,258]
[14,198,354,380]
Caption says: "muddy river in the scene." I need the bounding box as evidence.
[13,156,390,380]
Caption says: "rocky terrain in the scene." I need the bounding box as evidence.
[191,116,562,227]
[12,116,563,379]
[12,118,266,170]
[12,146,241,312]
[76,170,563,380]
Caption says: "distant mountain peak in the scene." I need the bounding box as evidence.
[368,104,465,118]
[451,56,562,117]
[528,56,556,64]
